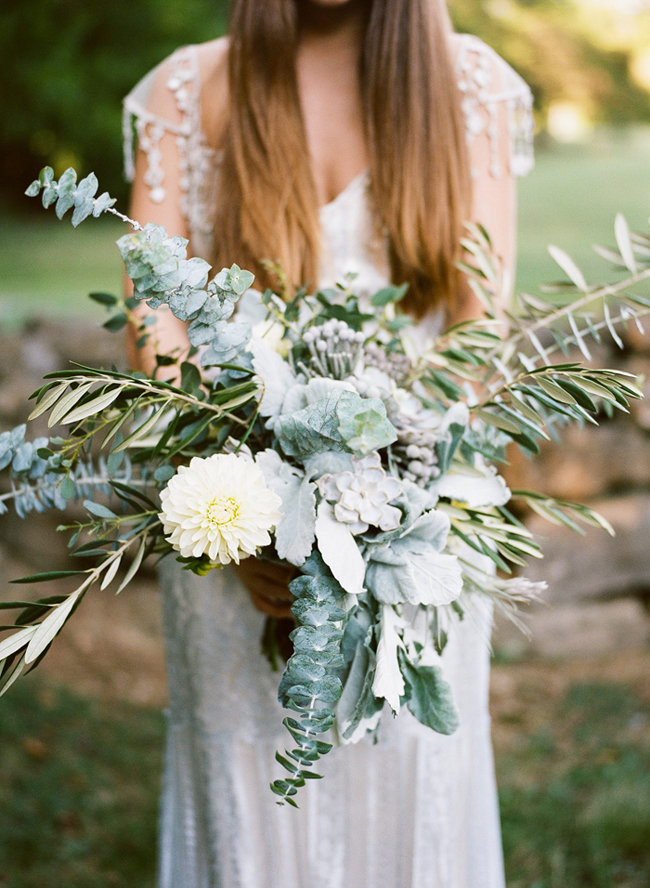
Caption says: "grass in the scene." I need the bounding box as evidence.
[1,128,650,323]
[0,673,649,886]
[517,128,650,294]
[0,215,125,325]
[0,679,163,888]
[498,680,650,888]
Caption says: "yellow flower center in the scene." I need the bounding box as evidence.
[204,496,240,528]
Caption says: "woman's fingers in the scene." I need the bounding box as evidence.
[247,590,294,619]
[233,558,298,618]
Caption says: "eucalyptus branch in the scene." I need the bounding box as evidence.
[105,206,141,230]
[0,473,150,508]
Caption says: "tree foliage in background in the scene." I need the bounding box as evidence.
[1,0,649,208]
[449,0,650,126]
[0,0,227,208]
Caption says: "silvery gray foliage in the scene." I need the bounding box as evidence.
[24,171,256,368]
[364,509,462,607]
[276,390,397,459]
[272,556,348,805]
[336,602,383,742]
[0,425,59,518]
[0,424,137,519]
[117,224,254,366]
[25,167,116,227]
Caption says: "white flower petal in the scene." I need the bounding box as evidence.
[159,453,282,566]
[378,505,402,532]
[434,464,510,508]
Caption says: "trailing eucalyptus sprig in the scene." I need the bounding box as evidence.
[271,562,348,806]
[26,167,257,371]
[25,167,128,228]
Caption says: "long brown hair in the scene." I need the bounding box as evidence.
[213,0,471,318]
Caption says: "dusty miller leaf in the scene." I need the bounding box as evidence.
[398,649,459,735]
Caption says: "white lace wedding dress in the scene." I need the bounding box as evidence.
[123,35,534,888]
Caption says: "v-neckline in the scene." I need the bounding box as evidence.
[319,168,368,212]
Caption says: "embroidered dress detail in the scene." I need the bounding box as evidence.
[122,36,535,245]
[456,35,535,180]
[123,46,217,256]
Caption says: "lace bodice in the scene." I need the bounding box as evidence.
[123,34,534,295]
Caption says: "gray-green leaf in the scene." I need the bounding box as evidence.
[399,650,460,735]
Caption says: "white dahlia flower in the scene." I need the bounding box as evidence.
[160,454,282,565]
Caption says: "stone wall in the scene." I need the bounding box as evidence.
[0,318,648,659]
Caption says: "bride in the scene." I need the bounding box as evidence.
[123,1,534,886]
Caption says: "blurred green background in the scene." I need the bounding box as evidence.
[1,2,650,887]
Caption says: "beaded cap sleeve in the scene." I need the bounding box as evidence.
[456,34,534,180]
[123,45,217,257]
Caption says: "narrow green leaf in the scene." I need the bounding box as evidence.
[100,554,123,590]
[25,589,82,664]
[103,313,128,332]
[537,377,578,406]
[110,480,158,511]
[10,570,86,584]
[89,292,118,306]
[62,387,122,425]
[0,626,38,661]
[473,408,520,434]
[102,395,143,448]
[115,536,147,595]
[578,378,618,403]
[83,500,117,520]
[113,407,166,452]
[48,381,96,427]
[614,213,637,274]
[508,393,543,425]
[180,361,202,394]
[548,245,588,291]
[165,413,213,458]
[28,382,69,421]
[556,379,597,412]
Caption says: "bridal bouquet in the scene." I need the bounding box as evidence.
[1,167,648,806]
